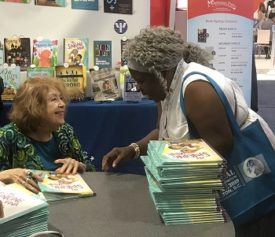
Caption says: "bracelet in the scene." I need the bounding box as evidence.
[129,143,140,159]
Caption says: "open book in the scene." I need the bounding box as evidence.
[38,171,95,202]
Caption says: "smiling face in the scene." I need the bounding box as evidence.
[45,88,66,130]
[129,68,167,102]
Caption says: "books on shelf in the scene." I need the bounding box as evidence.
[0,65,21,101]
[38,171,95,201]
[0,183,48,237]
[91,67,121,101]
[55,64,87,101]
[141,139,227,225]
[32,38,58,68]
[64,37,89,69]
[27,67,55,79]
[93,40,112,68]
[4,37,31,71]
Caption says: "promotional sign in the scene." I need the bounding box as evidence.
[187,0,253,105]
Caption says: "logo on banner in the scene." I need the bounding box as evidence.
[207,0,236,10]
[114,19,128,34]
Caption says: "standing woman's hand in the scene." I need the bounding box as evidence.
[101,146,136,172]
[55,158,86,174]
[0,168,42,194]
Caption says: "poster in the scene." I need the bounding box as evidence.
[187,0,254,105]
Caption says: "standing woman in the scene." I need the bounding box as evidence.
[102,26,275,237]
[0,77,94,193]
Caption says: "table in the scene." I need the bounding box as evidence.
[48,172,235,237]
[1,100,157,174]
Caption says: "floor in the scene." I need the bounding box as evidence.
[256,56,275,80]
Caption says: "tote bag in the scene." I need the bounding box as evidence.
[180,71,275,225]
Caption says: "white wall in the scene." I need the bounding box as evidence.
[0,0,150,69]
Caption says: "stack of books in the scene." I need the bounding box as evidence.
[141,139,227,225]
[0,183,49,237]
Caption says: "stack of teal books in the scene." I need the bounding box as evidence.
[141,139,227,225]
[0,183,49,237]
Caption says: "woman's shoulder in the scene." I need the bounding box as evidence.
[56,123,74,135]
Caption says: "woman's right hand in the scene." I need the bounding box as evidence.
[0,168,42,194]
[102,146,136,172]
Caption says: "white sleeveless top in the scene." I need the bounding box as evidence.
[159,60,275,149]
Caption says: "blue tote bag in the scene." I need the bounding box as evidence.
[180,71,275,225]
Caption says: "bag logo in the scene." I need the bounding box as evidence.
[242,157,265,179]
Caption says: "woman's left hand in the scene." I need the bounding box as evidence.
[54,158,86,174]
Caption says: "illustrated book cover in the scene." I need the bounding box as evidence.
[27,67,55,79]
[4,37,31,71]
[0,65,21,100]
[38,171,95,201]
[103,0,133,14]
[93,40,112,68]
[64,37,89,69]
[71,0,98,10]
[91,67,121,101]
[35,0,66,7]
[123,69,142,102]
[55,64,87,101]
[32,38,58,68]
[0,183,48,224]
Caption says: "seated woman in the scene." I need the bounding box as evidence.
[0,77,94,193]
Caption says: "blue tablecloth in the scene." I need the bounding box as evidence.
[1,99,158,174]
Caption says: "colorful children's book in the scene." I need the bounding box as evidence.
[64,37,89,69]
[93,40,112,68]
[32,38,58,68]
[0,65,21,100]
[0,183,48,224]
[4,37,31,71]
[55,64,87,101]
[38,171,95,201]
[35,0,66,7]
[71,0,99,10]
[27,67,55,79]
[0,0,30,3]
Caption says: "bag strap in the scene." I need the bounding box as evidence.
[179,71,242,136]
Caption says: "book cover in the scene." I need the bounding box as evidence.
[123,69,142,102]
[4,37,31,71]
[38,171,95,201]
[55,64,86,101]
[0,0,30,3]
[27,67,55,79]
[151,139,224,165]
[0,41,3,65]
[32,38,58,68]
[120,37,128,66]
[64,37,89,69]
[71,0,98,10]
[103,0,133,14]
[0,65,21,100]
[91,68,121,101]
[35,0,66,7]
[93,40,112,68]
[0,183,48,224]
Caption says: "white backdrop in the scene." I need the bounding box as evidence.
[0,0,150,69]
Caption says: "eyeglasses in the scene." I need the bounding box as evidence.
[29,231,64,237]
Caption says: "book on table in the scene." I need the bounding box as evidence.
[38,171,95,201]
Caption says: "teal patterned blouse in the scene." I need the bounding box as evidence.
[0,122,95,171]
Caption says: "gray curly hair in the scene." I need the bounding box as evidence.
[124,26,212,90]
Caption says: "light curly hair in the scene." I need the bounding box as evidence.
[124,26,212,90]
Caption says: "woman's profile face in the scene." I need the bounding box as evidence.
[129,69,166,102]
[45,88,66,130]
